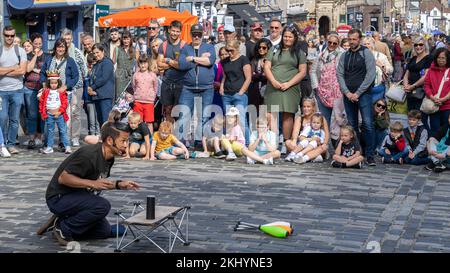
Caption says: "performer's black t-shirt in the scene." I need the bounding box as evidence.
[45,143,115,200]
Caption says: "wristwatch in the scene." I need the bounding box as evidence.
[165,58,170,64]
[115,180,122,190]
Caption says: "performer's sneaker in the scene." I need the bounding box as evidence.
[36,214,58,235]
[53,222,73,246]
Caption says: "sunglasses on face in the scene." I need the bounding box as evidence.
[192,33,202,38]
[328,41,338,46]
[3,34,15,38]
[270,26,280,29]
[376,103,386,109]
[414,43,424,47]
[259,46,268,50]
[226,49,236,53]
[149,27,158,30]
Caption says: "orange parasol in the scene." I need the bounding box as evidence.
[98,5,198,43]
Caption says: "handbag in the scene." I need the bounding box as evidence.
[386,80,406,102]
[420,68,449,114]
[408,86,425,99]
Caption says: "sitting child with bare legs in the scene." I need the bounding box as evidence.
[220,107,245,161]
[125,112,151,160]
[242,116,281,165]
[150,121,189,160]
[331,125,364,169]
[203,115,224,158]
[290,113,326,164]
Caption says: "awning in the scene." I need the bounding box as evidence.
[7,0,95,10]
[227,4,267,28]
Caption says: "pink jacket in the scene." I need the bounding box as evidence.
[424,63,450,111]
[132,70,158,103]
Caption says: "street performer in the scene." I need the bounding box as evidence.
[37,120,140,246]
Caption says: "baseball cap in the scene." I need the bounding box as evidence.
[223,25,235,33]
[110,27,119,33]
[190,24,202,33]
[217,25,224,32]
[226,107,240,116]
[251,22,263,31]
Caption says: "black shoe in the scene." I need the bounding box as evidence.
[36,214,58,235]
[367,157,376,166]
[214,151,226,159]
[353,162,363,169]
[53,222,72,246]
[331,160,343,168]
[425,162,436,171]
[27,139,36,149]
[58,143,65,152]
[433,162,446,173]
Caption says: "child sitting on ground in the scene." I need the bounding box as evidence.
[150,121,189,160]
[373,99,390,151]
[291,113,326,164]
[39,70,71,154]
[331,125,364,168]
[379,121,409,164]
[425,114,450,173]
[125,112,152,160]
[242,116,281,165]
[220,107,245,161]
[403,110,430,165]
[203,115,225,158]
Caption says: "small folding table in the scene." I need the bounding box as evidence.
[114,202,190,253]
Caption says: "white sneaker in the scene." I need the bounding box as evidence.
[0,146,11,158]
[285,152,296,162]
[42,147,54,154]
[246,157,256,164]
[72,138,80,147]
[21,139,30,146]
[226,152,237,161]
[65,147,72,154]
[263,157,274,165]
[34,138,43,146]
[293,156,304,164]
[312,155,323,163]
[280,143,287,154]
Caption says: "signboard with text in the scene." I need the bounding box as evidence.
[356,12,363,22]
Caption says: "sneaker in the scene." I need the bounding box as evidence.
[367,156,376,166]
[36,214,58,235]
[21,139,31,146]
[263,157,274,165]
[72,138,80,147]
[65,147,72,154]
[27,139,36,149]
[331,160,343,168]
[425,162,436,171]
[353,162,363,169]
[280,143,287,155]
[0,146,11,158]
[42,147,54,154]
[434,162,446,173]
[53,223,72,246]
[293,156,304,164]
[312,155,323,163]
[34,138,43,147]
[7,146,19,154]
[226,152,237,161]
[285,152,296,162]
[398,157,404,165]
[58,143,65,152]
[214,151,226,159]
[246,157,256,164]
[195,152,210,158]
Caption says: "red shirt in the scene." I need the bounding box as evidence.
[424,63,450,111]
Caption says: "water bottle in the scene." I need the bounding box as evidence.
[146,196,155,220]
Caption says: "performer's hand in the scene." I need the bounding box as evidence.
[119,180,140,190]
[94,179,114,190]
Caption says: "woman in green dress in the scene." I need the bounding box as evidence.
[113,30,137,101]
[264,25,307,142]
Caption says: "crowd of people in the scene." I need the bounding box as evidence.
[1,19,450,173]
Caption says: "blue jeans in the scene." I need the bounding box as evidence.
[404,154,431,165]
[374,128,388,151]
[343,92,375,157]
[429,109,450,137]
[84,102,99,135]
[0,126,4,146]
[23,87,39,135]
[45,114,70,148]
[178,88,214,141]
[315,94,332,128]
[47,191,111,240]
[94,99,113,126]
[222,92,249,144]
[378,148,410,161]
[0,90,24,147]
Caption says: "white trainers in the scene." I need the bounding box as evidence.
[312,155,323,163]
[285,152,296,162]
[263,157,274,165]
[280,143,287,154]
[293,156,305,164]
[246,157,256,164]
[65,147,72,154]
[0,146,11,158]
[72,138,80,147]
[226,152,237,161]
[42,147,54,154]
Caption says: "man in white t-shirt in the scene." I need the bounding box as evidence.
[0,26,28,155]
[266,17,282,47]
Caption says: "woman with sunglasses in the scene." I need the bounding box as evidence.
[310,32,343,126]
[403,36,433,128]
[249,38,272,114]
[264,25,307,146]
[373,98,390,151]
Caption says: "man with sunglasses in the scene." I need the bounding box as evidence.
[214,25,246,64]
[178,24,216,142]
[38,121,140,246]
[246,22,264,61]
[266,17,282,46]
[0,26,28,155]
[145,20,165,58]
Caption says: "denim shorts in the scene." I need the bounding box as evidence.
[156,146,177,159]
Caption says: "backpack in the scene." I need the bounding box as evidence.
[162,40,186,58]
[0,44,21,64]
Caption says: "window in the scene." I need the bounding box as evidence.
[433,10,438,16]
